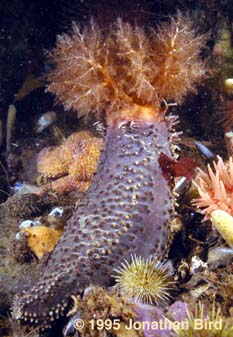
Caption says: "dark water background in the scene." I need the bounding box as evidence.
[0,0,232,106]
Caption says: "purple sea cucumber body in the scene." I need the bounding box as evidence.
[13,121,173,327]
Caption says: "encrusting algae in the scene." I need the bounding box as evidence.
[12,13,209,331]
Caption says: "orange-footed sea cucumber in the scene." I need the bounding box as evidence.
[12,14,209,330]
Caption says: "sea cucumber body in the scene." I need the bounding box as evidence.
[13,121,173,326]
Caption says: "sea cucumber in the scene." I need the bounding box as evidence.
[12,14,209,329]
[13,118,173,328]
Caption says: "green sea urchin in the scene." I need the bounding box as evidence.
[113,255,174,304]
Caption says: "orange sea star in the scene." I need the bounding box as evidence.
[36,130,103,195]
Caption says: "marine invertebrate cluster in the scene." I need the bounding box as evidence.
[12,13,209,330]
[64,287,139,337]
[114,255,173,304]
[37,130,103,195]
[193,156,233,220]
[173,301,233,337]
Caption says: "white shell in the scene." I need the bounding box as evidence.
[19,220,34,229]
[49,207,64,217]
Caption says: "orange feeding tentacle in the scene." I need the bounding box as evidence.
[47,14,209,125]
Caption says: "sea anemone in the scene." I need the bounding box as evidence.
[113,255,174,304]
[193,156,233,221]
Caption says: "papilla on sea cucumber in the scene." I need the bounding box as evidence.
[12,14,209,330]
